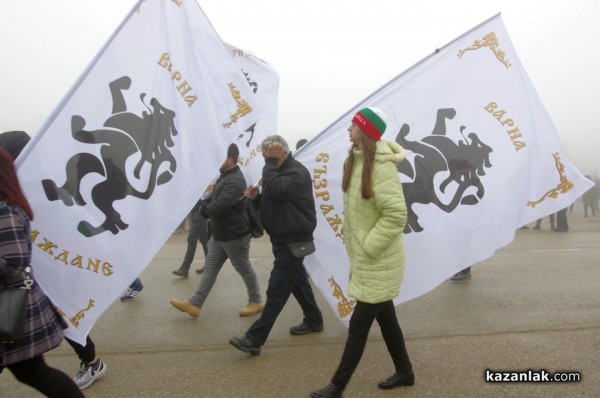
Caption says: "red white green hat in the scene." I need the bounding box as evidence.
[352,107,387,141]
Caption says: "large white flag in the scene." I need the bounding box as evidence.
[15,0,267,344]
[295,14,593,325]
[224,44,279,186]
[195,45,280,202]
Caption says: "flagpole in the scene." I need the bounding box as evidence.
[16,0,145,167]
[296,13,502,156]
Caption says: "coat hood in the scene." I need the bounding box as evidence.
[375,140,405,165]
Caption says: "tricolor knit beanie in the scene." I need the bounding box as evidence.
[352,107,387,141]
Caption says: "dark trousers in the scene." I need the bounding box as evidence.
[2,355,84,397]
[66,334,96,363]
[246,242,323,345]
[181,211,210,270]
[535,214,555,228]
[331,300,412,390]
[555,208,569,231]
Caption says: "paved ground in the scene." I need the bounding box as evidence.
[3,204,600,397]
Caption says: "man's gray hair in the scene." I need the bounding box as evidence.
[261,135,290,153]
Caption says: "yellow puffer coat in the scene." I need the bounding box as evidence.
[343,140,407,304]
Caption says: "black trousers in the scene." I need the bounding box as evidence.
[246,243,323,345]
[331,300,412,390]
[66,334,96,363]
[555,208,569,231]
[181,211,210,270]
[2,355,84,397]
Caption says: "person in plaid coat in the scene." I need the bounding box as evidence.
[0,146,83,397]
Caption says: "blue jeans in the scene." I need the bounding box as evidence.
[245,242,323,346]
[181,211,210,270]
[190,234,261,308]
[331,300,412,390]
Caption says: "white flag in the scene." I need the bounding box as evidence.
[15,0,266,344]
[295,14,593,325]
[225,44,279,185]
[195,45,280,200]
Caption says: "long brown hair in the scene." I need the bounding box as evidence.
[0,147,34,219]
[342,133,377,199]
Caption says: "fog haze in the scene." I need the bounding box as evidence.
[2,0,598,174]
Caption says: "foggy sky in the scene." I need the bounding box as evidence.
[2,0,599,174]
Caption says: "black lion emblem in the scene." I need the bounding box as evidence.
[397,108,493,233]
[42,76,178,237]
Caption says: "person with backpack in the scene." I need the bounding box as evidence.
[169,144,263,318]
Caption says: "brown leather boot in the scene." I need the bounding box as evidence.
[169,299,200,318]
[239,302,264,316]
[172,268,189,278]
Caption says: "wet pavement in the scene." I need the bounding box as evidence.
[3,205,599,397]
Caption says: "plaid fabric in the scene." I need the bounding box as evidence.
[0,203,64,366]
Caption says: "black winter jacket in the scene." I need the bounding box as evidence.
[259,153,316,244]
[202,166,250,241]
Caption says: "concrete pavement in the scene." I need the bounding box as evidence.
[3,206,600,397]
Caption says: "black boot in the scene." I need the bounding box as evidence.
[378,371,415,389]
[310,383,342,398]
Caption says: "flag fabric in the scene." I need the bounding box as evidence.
[15,0,271,344]
[223,44,279,186]
[295,14,593,326]
[194,44,279,201]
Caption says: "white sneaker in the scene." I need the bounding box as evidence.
[73,358,107,389]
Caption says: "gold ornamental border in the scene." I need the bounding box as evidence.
[458,32,511,68]
[56,299,95,329]
[328,277,356,317]
[528,153,574,207]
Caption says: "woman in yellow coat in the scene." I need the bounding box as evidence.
[311,107,413,398]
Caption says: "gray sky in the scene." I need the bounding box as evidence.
[2,0,599,173]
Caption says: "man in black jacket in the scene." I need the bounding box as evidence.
[229,135,324,355]
[170,144,263,318]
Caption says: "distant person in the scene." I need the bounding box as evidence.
[311,108,413,397]
[0,145,84,397]
[173,215,187,234]
[170,144,263,318]
[533,214,555,230]
[172,197,210,277]
[229,135,323,356]
[554,207,569,232]
[582,175,596,217]
[594,176,600,213]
